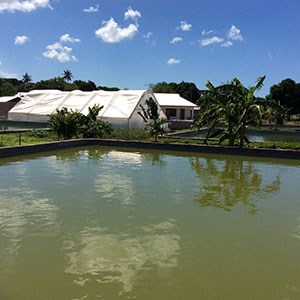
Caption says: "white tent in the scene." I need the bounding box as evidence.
[154,93,197,120]
[8,89,166,129]
[0,94,22,119]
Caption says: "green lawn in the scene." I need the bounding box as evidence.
[1,129,300,150]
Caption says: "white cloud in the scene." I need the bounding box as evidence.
[0,71,17,78]
[170,37,183,44]
[14,35,29,45]
[124,7,141,21]
[201,30,215,36]
[267,51,273,60]
[221,41,233,47]
[227,25,243,41]
[0,0,51,12]
[167,58,181,65]
[177,21,192,31]
[95,18,138,43]
[60,34,80,43]
[43,42,78,62]
[83,4,99,13]
[200,36,224,46]
[143,32,153,39]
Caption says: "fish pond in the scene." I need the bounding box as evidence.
[1,146,300,300]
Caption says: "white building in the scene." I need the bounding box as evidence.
[154,93,197,121]
[7,89,165,129]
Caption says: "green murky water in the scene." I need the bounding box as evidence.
[1,146,300,300]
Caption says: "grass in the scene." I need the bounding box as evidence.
[1,128,300,151]
[0,130,55,147]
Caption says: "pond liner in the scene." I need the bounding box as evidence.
[0,139,300,160]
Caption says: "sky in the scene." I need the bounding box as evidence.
[1,0,300,96]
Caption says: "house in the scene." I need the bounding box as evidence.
[154,93,197,121]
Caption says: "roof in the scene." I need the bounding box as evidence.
[0,94,22,103]
[8,89,149,119]
[154,93,197,108]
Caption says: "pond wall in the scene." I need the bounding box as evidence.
[0,139,300,160]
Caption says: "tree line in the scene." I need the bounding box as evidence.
[0,69,119,97]
[1,70,300,118]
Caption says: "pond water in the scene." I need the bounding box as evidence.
[1,147,300,300]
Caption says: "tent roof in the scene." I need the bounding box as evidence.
[9,89,149,119]
[0,94,22,103]
[154,93,197,108]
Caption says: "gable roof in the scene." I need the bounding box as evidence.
[154,93,197,108]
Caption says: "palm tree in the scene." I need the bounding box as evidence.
[62,69,73,82]
[22,72,32,84]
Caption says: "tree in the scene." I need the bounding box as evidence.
[268,78,300,118]
[0,78,17,96]
[62,69,73,82]
[74,80,97,91]
[194,76,267,147]
[49,107,83,139]
[138,97,167,142]
[81,105,113,138]
[150,81,201,103]
[22,72,32,84]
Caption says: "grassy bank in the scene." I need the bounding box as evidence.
[1,129,300,151]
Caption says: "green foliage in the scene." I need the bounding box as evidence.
[194,76,268,147]
[49,107,84,139]
[0,78,17,96]
[104,128,150,140]
[22,73,32,84]
[150,81,201,103]
[267,78,300,117]
[62,69,73,82]
[73,80,97,91]
[49,105,113,140]
[82,105,113,138]
[138,97,167,142]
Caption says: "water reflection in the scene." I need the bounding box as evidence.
[190,157,281,215]
[0,187,58,273]
[63,219,180,295]
[94,173,135,208]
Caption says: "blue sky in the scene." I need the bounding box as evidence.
[1,0,300,96]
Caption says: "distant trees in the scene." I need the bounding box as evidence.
[0,78,17,96]
[150,81,201,104]
[22,72,32,84]
[267,78,300,119]
[194,76,268,147]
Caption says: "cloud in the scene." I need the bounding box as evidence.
[170,37,183,44]
[0,70,17,78]
[14,35,29,45]
[143,32,153,39]
[227,25,243,41]
[200,36,224,46]
[0,0,51,12]
[43,42,78,62]
[124,7,141,21]
[221,41,233,47]
[177,21,192,31]
[167,58,181,65]
[95,18,138,43]
[201,30,215,36]
[83,4,99,13]
[60,34,80,43]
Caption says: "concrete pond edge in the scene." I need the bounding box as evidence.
[0,139,300,160]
